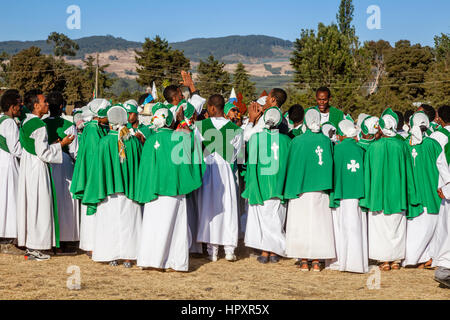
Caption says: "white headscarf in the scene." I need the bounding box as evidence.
[380,114,397,137]
[263,108,282,129]
[257,96,267,106]
[107,106,131,163]
[322,123,337,142]
[409,112,430,146]
[88,98,111,116]
[305,109,321,133]
[338,119,358,138]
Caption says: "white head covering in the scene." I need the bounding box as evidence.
[257,96,267,106]
[305,108,321,133]
[322,123,337,142]
[152,107,173,130]
[361,116,379,135]
[380,115,397,137]
[338,119,358,138]
[88,98,111,116]
[81,105,94,122]
[107,105,130,163]
[410,112,430,146]
[357,113,370,129]
[263,107,282,129]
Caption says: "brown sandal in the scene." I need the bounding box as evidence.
[391,262,400,270]
[379,262,391,271]
[299,261,309,272]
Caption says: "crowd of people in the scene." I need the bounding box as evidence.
[0,71,449,288]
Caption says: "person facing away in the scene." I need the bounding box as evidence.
[326,119,369,273]
[136,103,203,272]
[242,107,291,264]
[43,91,79,253]
[0,90,22,243]
[284,108,335,272]
[16,90,74,261]
[195,94,244,262]
[82,105,142,268]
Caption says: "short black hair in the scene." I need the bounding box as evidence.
[207,94,225,111]
[316,86,331,98]
[163,85,179,104]
[420,104,436,123]
[138,93,151,106]
[288,104,305,124]
[23,89,43,112]
[438,105,450,124]
[0,89,21,113]
[73,101,85,110]
[46,91,65,116]
[394,110,404,131]
[404,109,414,124]
[271,88,287,107]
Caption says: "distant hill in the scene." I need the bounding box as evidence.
[0,35,293,62]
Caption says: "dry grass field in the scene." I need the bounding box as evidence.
[0,243,448,300]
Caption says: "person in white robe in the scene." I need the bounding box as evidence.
[44,92,79,252]
[17,91,74,260]
[195,94,243,262]
[403,112,450,268]
[0,90,22,242]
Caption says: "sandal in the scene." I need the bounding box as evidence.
[311,261,321,272]
[299,260,309,272]
[391,262,400,270]
[424,259,434,270]
[379,262,391,271]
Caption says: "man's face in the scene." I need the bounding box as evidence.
[172,88,184,105]
[35,94,49,116]
[227,107,239,122]
[316,91,330,113]
[265,91,277,109]
[128,113,138,124]
[11,98,22,118]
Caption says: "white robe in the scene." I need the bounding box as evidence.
[196,117,243,249]
[49,123,80,242]
[79,204,95,251]
[17,114,63,250]
[325,199,369,273]
[0,117,22,238]
[285,191,336,259]
[368,211,406,262]
[432,199,450,268]
[137,195,190,271]
[186,190,203,254]
[92,194,142,262]
[244,199,286,256]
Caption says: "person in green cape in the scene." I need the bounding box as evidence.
[242,107,290,264]
[357,115,379,151]
[306,87,344,128]
[82,105,142,268]
[418,104,440,136]
[403,111,450,269]
[0,90,22,245]
[321,121,338,144]
[16,90,74,261]
[325,119,368,273]
[287,104,305,139]
[284,108,335,272]
[136,103,202,272]
[123,99,153,143]
[70,98,110,257]
[360,108,419,271]
[44,92,80,254]
[196,94,244,262]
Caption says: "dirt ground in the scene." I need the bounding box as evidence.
[0,244,448,300]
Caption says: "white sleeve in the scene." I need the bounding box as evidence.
[64,125,79,160]
[436,151,450,199]
[231,131,244,163]
[30,126,63,164]
[4,119,22,158]
[243,122,255,142]
[430,131,448,151]
[189,94,206,115]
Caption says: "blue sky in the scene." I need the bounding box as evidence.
[0,0,448,46]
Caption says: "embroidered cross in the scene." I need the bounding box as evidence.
[315,146,324,166]
[347,160,360,172]
[271,142,279,160]
[412,148,418,166]
[154,141,160,150]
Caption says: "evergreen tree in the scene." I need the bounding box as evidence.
[135,35,190,87]
[46,32,79,58]
[232,63,256,104]
[82,55,115,98]
[337,0,355,37]
[197,55,231,97]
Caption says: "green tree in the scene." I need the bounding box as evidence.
[232,63,256,104]
[82,55,116,98]
[46,32,79,58]
[135,35,190,87]
[336,0,355,37]
[197,55,231,98]
[290,23,371,115]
